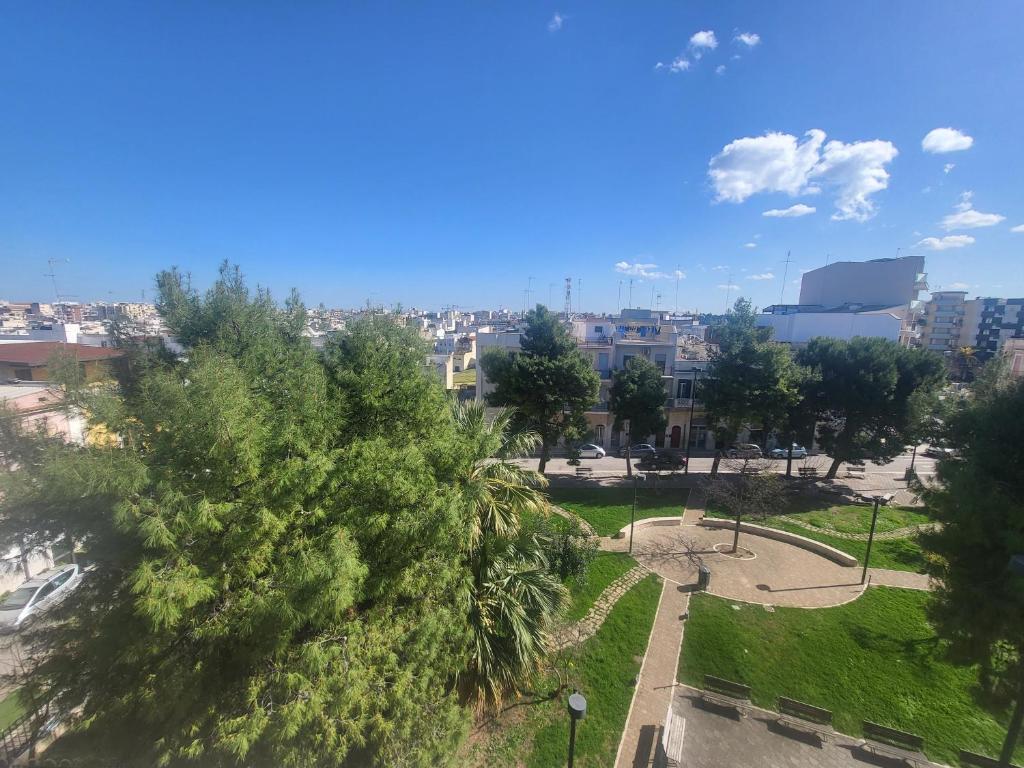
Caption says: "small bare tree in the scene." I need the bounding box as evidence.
[703,457,785,553]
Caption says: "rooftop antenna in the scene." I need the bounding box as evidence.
[527,276,535,309]
[650,284,655,309]
[577,277,583,314]
[617,280,623,314]
[724,271,734,311]
[628,278,634,309]
[564,277,572,319]
[44,257,69,305]
[779,250,792,305]
[674,265,681,313]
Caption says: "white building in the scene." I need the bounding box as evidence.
[757,308,902,345]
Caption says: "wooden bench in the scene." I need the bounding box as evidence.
[699,675,751,716]
[660,701,685,766]
[574,466,593,477]
[776,696,834,744]
[858,721,926,766]
[959,749,1023,768]
[797,467,819,478]
[845,465,866,478]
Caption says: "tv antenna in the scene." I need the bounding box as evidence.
[44,258,70,304]
[779,250,792,305]
[564,277,572,319]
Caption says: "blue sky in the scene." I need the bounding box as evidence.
[2,1,1022,312]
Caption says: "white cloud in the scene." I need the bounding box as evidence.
[743,242,757,248]
[711,265,730,271]
[943,163,955,174]
[716,64,726,75]
[948,282,970,290]
[547,12,565,32]
[734,32,760,47]
[762,203,816,218]
[1011,224,1024,233]
[922,127,973,154]
[614,261,685,280]
[746,272,775,280]
[941,191,1005,230]
[655,56,690,73]
[689,30,718,57]
[717,283,739,290]
[915,235,975,250]
[708,129,897,221]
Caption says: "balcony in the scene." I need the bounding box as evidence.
[578,336,613,348]
[666,397,702,409]
[588,402,610,412]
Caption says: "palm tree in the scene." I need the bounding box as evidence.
[452,401,566,706]
[954,346,979,382]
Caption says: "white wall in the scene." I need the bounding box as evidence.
[757,312,901,344]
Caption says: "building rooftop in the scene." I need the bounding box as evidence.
[0,342,124,366]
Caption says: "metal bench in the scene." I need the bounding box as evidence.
[858,721,926,766]
[797,467,819,478]
[776,696,834,744]
[959,749,1023,768]
[845,465,866,478]
[574,466,593,477]
[660,700,685,766]
[699,675,751,716]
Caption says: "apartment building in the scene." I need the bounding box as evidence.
[918,292,1024,360]
[476,310,715,453]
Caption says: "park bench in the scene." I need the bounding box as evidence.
[858,721,927,766]
[959,749,1023,768]
[660,700,685,766]
[845,465,866,478]
[775,696,834,744]
[574,466,593,477]
[699,675,751,716]
[797,467,819,478]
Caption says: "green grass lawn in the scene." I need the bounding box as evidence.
[783,501,932,535]
[465,573,663,768]
[564,552,636,623]
[547,487,690,537]
[765,519,928,572]
[679,588,1022,766]
[452,368,476,386]
[0,689,25,731]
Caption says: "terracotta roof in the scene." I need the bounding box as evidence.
[0,342,124,367]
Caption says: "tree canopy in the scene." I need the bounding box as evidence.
[609,356,668,477]
[797,336,946,478]
[0,264,561,767]
[480,305,599,473]
[921,370,1024,701]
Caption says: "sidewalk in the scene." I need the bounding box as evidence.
[613,580,690,768]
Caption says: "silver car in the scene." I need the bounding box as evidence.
[770,444,808,459]
[577,443,606,459]
[0,564,82,634]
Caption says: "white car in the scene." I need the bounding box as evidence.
[0,564,83,634]
[577,444,606,459]
[770,444,808,459]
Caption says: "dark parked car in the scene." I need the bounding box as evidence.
[635,451,687,471]
[618,443,657,458]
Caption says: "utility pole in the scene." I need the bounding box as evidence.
[779,250,792,305]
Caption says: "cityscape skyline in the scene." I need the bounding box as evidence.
[2,2,1022,311]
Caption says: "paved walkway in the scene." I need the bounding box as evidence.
[550,565,647,650]
[868,567,932,591]
[614,579,690,768]
[668,684,944,768]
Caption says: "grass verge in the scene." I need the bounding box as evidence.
[548,487,690,537]
[679,588,1022,766]
[763,519,927,572]
[564,552,636,623]
[0,689,25,731]
[464,573,663,767]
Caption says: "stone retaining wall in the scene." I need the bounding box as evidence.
[698,517,858,567]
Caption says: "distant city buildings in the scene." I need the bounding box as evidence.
[918,291,1024,360]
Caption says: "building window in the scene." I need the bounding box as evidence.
[676,379,692,399]
[594,325,604,334]
[595,424,604,445]
[622,355,633,367]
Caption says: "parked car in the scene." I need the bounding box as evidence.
[577,443,606,459]
[770,444,808,459]
[0,564,83,634]
[618,443,657,458]
[923,445,956,458]
[635,451,687,471]
[726,444,763,459]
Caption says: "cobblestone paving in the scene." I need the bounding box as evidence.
[549,565,647,651]
[777,515,939,541]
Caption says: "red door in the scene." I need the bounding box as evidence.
[670,425,681,448]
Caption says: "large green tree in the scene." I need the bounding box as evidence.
[0,264,483,767]
[920,366,1024,762]
[702,299,802,472]
[798,336,946,479]
[480,305,599,473]
[609,356,668,477]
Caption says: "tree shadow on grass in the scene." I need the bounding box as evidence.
[847,625,942,669]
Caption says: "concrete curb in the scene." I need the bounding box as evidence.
[698,517,858,567]
[612,516,683,539]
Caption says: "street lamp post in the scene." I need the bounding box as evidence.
[684,369,697,474]
[567,691,587,768]
[861,494,892,584]
[629,474,638,554]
